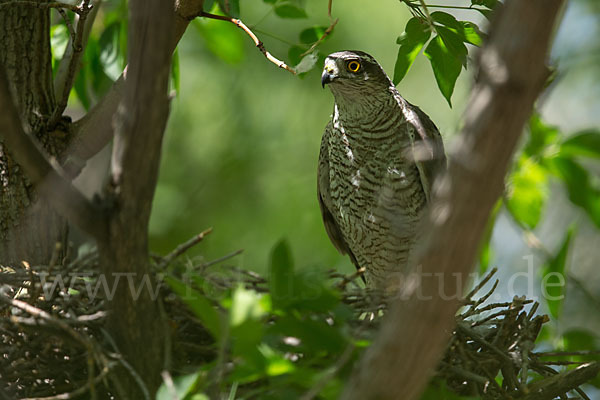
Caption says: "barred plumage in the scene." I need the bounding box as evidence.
[318,50,446,290]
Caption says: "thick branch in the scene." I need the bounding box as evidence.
[340,1,565,399]
[99,0,174,396]
[67,0,203,175]
[52,0,99,128]
[0,1,81,13]
[0,66,108,243]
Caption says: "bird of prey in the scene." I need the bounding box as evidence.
[318,50,446,291]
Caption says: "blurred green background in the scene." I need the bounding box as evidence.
[148,0,473,273]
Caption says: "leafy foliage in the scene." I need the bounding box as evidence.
[394,4,490,106]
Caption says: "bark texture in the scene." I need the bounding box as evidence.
[98,0,174,397]
[340,0,565,399]
[0,0,69,265]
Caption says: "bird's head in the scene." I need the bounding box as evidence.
[321,50,391,97]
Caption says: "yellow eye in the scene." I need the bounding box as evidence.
[347,60,361,73]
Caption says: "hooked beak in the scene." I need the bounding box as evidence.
[321,59,338,88]
[321,70,334,88]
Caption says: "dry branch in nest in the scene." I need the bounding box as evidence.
[1,244,598,399]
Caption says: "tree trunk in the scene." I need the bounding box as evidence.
[341,1,565,399]
[97,1,174,397]
[0,0,69,266]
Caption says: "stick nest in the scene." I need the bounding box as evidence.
[1,249,598,399]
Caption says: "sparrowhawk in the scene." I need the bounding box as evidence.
[318,50,446,290]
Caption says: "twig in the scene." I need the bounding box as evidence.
[201,248,244,268]
[418,0,435,30]
[0,294,90,349]
[49,0,93,128]
[20,364,113,400]
[299,18,339,58]
[159,227,213,268]
[0,0,81,13]
[533,350,600,357]
[57,8,76,43]
[102,329,152,400]
[426,4,485,10]
[197,12,295,74]
[466,267,498,300]
[335,267,366,289]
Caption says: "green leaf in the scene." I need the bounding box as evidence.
[393,17,431,85]
[524,114,560,158]
[218,0,240,17]
[274,3,308,19]
[560,130,600,159]
[98,21,125,81]
[505,157,548,229]
[165,276,223,339]
[299,26,328,44]
[546,156,600,228]
[431,11,461,29]
[431,12,482,47]
[436,25,468,67]
[268,239,294,308]
[294,52,319,74]
[270,315,347,353]
[171,48,180,96]
[230,285,269,327]
[541,226,574,319]
[287,270,340,312]
[424,35,462,107]
[50,24,69,69]
[459,21,483,46]
[471,0,499,9]
[288,45,306,66]
[203,0,216,12]
[156,372,202,400]
[258,344,296,376]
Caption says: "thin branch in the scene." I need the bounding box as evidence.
[335,267,366,290]
[159,227,213,269]
[54,0,103,115]
[57,8,76,43]
[20,365,113,400]
[0,0,81,13]
[0,294,96,354]
[197,12,295,74]
[418,0,435,30]
[49,0,93,128]
[201,248,244,268]
[426,4,485,10]
[300,18,339,58]
[0,67,108,243]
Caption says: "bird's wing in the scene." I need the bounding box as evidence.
[317,122,361,271]
[395,94,447,202]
